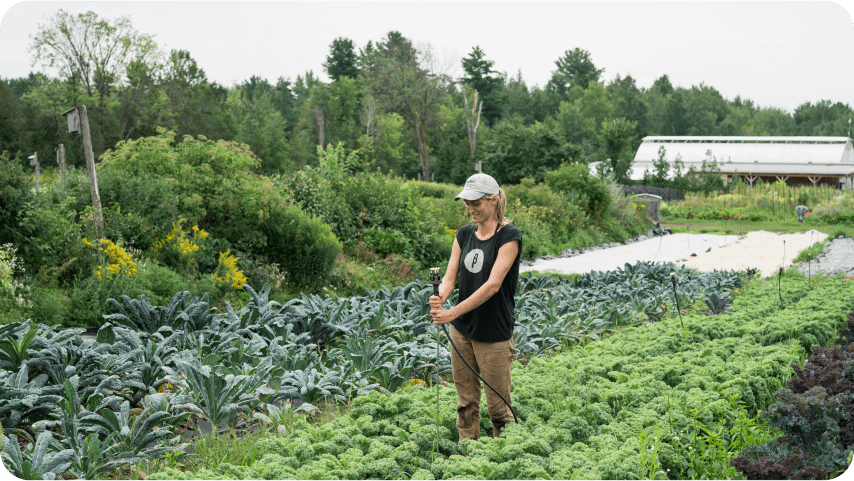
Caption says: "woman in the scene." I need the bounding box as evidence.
[429,173,522,441]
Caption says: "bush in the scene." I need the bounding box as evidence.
[27,285,71,326]
[0,243,30,323]
[504,179,586,256]
[95,130,340,290]
[263,203,341,291]
[284,170,449,270]
[545,162,612,220]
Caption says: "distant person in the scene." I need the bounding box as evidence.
[429,173,522,441]
[796,205,811,222]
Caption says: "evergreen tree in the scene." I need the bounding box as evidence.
[547,48,604,97]
[460,46,503,126]
[323,37,360,81]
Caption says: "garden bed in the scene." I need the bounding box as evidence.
[3,264,853,479]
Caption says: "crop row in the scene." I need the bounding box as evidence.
[138,275,854,480]
[0,261,739,479]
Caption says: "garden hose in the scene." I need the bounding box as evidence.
[686,226,696,257]
[429,269,519,425]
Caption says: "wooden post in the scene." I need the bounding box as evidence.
[78,105,104,236]
[56,144,67,190]
[28,152,39,194]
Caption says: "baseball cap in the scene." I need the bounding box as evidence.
[455,173,500,201]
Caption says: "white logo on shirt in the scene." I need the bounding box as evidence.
[464,248,485,274]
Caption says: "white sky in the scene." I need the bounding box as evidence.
[0,1,853,114]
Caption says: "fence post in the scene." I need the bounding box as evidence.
[57,144,67,190]
[78,105,104,236]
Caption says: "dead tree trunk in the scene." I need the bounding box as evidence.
[314,106,326,148]
[416,121,430,181]
[463,89,482,160]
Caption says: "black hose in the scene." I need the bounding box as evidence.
[439,323,519,424]
[669,272,684,330]
[430,271,518,425]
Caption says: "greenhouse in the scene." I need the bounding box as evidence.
[628,136,854,189]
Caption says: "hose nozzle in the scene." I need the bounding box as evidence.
[429,267,441,297]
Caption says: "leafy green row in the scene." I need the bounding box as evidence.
[0,261,741,478]
[144,276,854,480]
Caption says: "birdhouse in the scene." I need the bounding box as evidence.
[60,107,80,133]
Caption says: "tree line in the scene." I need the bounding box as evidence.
[1,9,852,185]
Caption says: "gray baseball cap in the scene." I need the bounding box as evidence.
[455,173,500,201]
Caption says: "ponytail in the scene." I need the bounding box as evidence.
[486,188,511,226]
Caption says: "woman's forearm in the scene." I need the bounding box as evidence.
[449,282,498,319]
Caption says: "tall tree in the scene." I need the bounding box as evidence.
[607,74,649,139]
[159,49,233,140]
[683,83,728,135]
[362,31,450,180]
[547,48,604,97]
[460,46,503,126]
[323,37,359,81]
[597,117,637,183]
[483,117,582,185]
[556,82,613,159]
[793,100,852,136]
[0,81,22,154]
[500,70,533,123]
[650,74,674,97]
[29,9,159,132]
[237,90,290,174]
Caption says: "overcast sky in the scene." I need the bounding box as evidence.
[1,1,852,114]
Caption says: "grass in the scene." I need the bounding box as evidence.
[661,217,854,238]
[665,181,854,223]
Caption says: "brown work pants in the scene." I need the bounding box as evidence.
[449,324,516,441]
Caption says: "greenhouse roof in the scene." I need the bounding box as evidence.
[634,136,854,165]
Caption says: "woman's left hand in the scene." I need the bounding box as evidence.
[431,306,456,324]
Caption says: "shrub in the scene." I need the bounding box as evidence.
[67,247,187,327]
[0,243,30,323]
[96,129,340,290]
[27,285,71,326]
[263,204,341,291]
[284,170,448,269]
[545,162,612,220]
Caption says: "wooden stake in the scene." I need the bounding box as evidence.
[78,106,104,236]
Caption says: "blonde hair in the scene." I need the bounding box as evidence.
[483,188,511,226]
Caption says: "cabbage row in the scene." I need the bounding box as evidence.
[0,261,741,479]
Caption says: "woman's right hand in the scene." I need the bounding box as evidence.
[429,295,443,310]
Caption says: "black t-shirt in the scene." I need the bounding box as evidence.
[451,223,523,343]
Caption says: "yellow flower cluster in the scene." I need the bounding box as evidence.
[152,219,208,260]
[94,239,137,281]
[210,250,248,290]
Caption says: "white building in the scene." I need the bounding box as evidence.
[624,136,854,190]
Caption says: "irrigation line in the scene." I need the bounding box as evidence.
[778,267,784,310]
[430,269,519,432]
[653,232,664,263]
[435,323,439,460]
